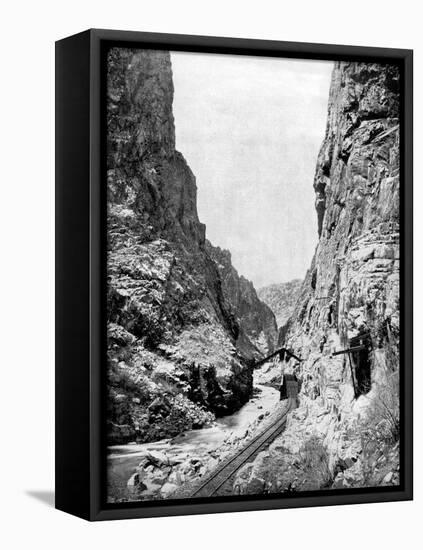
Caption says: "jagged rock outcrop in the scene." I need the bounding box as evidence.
[235,61,400,493]
[106,48,277,444]
[257,279,302,328]
[207,242,278,356]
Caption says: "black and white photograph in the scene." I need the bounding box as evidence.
[105,47,402,503]
[2,0,420,545]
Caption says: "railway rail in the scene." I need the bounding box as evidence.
[189,396,297,498]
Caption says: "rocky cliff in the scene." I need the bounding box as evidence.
[257,279,302,328]
[206,242,278,356]
[106,48,277,444]
[235,61,401,493]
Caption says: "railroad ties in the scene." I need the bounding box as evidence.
[189,396,297,498]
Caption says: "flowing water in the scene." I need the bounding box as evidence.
[107,369,280,500]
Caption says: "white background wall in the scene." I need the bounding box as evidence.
[0,1,419,548]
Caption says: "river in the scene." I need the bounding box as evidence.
[107,371,280,500]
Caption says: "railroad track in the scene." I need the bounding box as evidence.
[189,397,296,498]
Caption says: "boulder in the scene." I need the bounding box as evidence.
[382,471,394,484]
[144,450,170,467]
[127,473,140,488]
[160,482,178,498]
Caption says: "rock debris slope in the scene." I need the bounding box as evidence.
[235,61,401,493]
[106,48,277,444]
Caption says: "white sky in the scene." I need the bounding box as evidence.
[171,52,333,288]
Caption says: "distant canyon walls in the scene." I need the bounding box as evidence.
[207,243,278,357]
[257,279,302,329]
[106,48,277,443]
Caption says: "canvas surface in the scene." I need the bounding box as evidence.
[105,47,400,503]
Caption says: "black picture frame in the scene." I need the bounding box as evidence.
[55,28,413,521]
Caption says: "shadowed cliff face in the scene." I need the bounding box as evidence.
[235,62,401,494]
[206,242,278,357]
[106,48,277,444]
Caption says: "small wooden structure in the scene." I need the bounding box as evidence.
[255,347,302,401]
[255,346,302,368]
[279,374,299,400]
[332,332,372,398]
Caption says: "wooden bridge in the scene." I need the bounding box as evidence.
[254,346,303,367]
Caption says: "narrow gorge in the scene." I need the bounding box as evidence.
[106,50,400,502]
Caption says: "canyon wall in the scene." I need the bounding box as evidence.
[236,61,401,493]
[106,48,277,444]
[258,279,302,328]
[207,242,278,356]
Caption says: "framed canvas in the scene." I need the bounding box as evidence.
[55,29,413,521]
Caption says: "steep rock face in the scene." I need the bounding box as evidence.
[207,242,278,357]
[288,61,400,380]
[257,279,302,328]
[236,61,400,493]
[106,48,276,444]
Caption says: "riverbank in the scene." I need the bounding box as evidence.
[107,367,281,502]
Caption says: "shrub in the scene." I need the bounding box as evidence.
[357,370,400,486]
[363,370,400,445]
[152,375,180,396]
[248,435,333,495]
[297,435,333,487]
[384,325,399,372]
